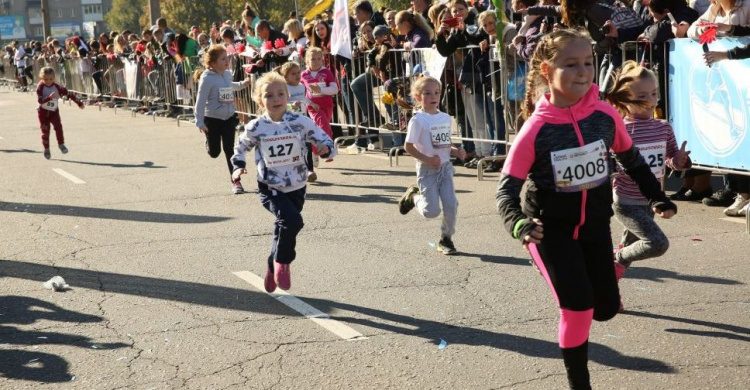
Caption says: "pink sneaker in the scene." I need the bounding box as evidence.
[614,261,627,281]
[274,262,291,290]
[264,267,277,293]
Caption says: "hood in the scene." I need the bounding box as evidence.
[532,84,601,125]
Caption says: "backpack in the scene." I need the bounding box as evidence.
[602,1,644,31]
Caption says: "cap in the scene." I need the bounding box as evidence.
[373,25,390,38]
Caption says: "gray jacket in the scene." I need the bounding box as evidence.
[194,69,244,128]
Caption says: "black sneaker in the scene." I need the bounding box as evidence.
[669,187,690,200]
[398,185,420,215]
[702,189,736,207]
[43,149,51,159]
[683,188,713,202]
[437,236,457,255]
[59,144,69,154]
[483,161,501,173]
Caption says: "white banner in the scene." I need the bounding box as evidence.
[330,0,351,59]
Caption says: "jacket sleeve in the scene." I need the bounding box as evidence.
[194,75,209,129]
[526,5,561,17]
[57,84,83,105]
[37,83,47,104]
[231,120,260,171]
[687,6,716,38]
[728,42,750,60]
[613,146,676,213]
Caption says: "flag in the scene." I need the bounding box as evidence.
[492,0,506,59]
[331,0,352,59]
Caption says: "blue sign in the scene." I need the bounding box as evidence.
[668,37,750,171]
[0,15,27,40]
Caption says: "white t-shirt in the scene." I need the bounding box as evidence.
[287,84,307,113]
[405,110,453,166]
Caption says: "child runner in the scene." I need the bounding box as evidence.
[300,47,338,168]
[277,62,321,182]
[194,45,252,194]
[36,67,84,160]
[495,29,677,390]
[398,76,467,255]
[231,72,335,292]
[604,61,691,312]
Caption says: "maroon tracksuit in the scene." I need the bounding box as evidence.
[36,82,83,149]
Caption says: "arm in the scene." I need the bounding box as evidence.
[687,7,716,38]
[231,121,260,173]
[728,42,750,60]
[37,83,49,104]
[617,24,648,43]
[526,5,562,18]
[301,117,336,158]
[194,76,209,129]
[56,84,83,106]
[642,20,672,43]
[319,70,339,96]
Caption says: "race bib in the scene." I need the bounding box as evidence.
[551,140,609,192]
[430,123,452,148]
[638,141,667,179]
[219,87,234,102]
[260,134,304,168]
[42,99,59,111]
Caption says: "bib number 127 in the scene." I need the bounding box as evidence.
[267,143,294,158]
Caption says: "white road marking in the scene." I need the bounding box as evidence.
[232,271,367,341]
[719,217,745,224]
[52,168,85,184]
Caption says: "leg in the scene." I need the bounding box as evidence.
[203,117,223,159]
[579,224,622,322]
[461,88,481,156]
[258,184,306,269]
[438,163,458,238]
[414,164,443,220]
[220,117,237,176]
[528,227,595,390]
[49,111,65,146]
[613,203,669,267]
[38,110,52,149]
[471,88,492,158]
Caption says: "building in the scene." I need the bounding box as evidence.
[0,0,114,42]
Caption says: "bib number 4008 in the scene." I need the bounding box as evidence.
[267,143,294,158]
[562,158,607,182]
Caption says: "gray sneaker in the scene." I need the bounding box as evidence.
[59,144,69,154]
[43,149,51,159]
[724,195,750,217]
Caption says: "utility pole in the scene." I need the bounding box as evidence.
[149,0,161,27]
[41,0,51,39]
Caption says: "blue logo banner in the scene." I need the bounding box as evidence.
[668,38,750,171]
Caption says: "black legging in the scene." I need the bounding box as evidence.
[204,116,238,177]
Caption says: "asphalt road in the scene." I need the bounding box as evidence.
[1,90,748,389]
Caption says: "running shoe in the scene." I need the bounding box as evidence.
[724,195,750,217]
[43,149,51,160]
[703,189,737,207]
[614,260,627,281]
[682,188,713,202]
[437,236,457,255]
[483,161,501,173]
[264,266,277,293]
[398,185,420,215]
[274,262,291,290]
[59,144,69,154]
[669,187,690,200]
[313,155,320,168]
[232,179,245,194]
[307,171,317,182]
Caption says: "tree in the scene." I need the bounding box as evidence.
[373,0,411,12]
[105,0,148,33]
[159,0,297,34]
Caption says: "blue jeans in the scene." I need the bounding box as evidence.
[258,182,306,268]
[486,94,507,156]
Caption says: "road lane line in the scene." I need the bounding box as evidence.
[52,168,86,184]
[232,271,367,341]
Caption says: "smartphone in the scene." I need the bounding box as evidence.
[667,12,677,24]
[443,17,460,28]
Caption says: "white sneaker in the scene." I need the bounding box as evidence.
[723,195,750,217]
[739,202,749,217]
[312,155,320,168]
[307,171,317,182]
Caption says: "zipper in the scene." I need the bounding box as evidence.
[569,107,586,240]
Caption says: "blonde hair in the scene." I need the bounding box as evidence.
[477,10,497,27]
[410,76,442,110]
[395,11,436,42]
[523,28,592,120]
[276,61,300,78]
[39,66,55,79]
[604,60,658,117]
[305,46,323,63]
[252,72,289,111]
[284,19,304,40]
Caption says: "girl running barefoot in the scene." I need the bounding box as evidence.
[231,72,335,292]
[605,61,691,312]
[194,45,252,194]
[277,62,321,182]
[398,76,466,255]
[300,47,338,168]
[495,29,677,390]
[36,67,84,160]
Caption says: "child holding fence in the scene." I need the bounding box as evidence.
[194,45,252,194]
[277,62,321,182]
[300,47,338,167]
[36,67,85,160]
[495,29,676,390]
[604,61,691,312]
[231,72,335,292]
[398,76,467,255]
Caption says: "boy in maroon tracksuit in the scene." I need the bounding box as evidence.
[37,66,84,159]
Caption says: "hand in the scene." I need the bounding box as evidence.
[403,41,411,51]
[512,35,526,46]
[309,84,322,94]
[704,50,729,66]
[199,125,209,134]
[675,140,691,169]
[654,208,675,219]
[309,102,320,111]
[603,20,618,38]
[453,147,467,161]
[317,144,330,156]
[243,78,252,87]
[672,21,690,38]
[49,91,59,99]
[256,59,265,67]
[636,34,649,42]
[426,155,441,168]
[522,218,544,252]
[715,23,733,33]
[479,39,489,52]
[232,168,247,181]
[439,23,451,36]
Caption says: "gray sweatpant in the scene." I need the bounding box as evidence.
[613,202,670,267]
[415,161,458,238]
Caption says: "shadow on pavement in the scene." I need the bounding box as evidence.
[56,159,166,169]
[625,266,743,285]
[310,181,472,194]
[330,167,476,178]
[0,296,129,383]
[306,192,396,204]
[0,202,230,224]
[458,252,531,266]
[626,310,750,342]
[0,148,39,154]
